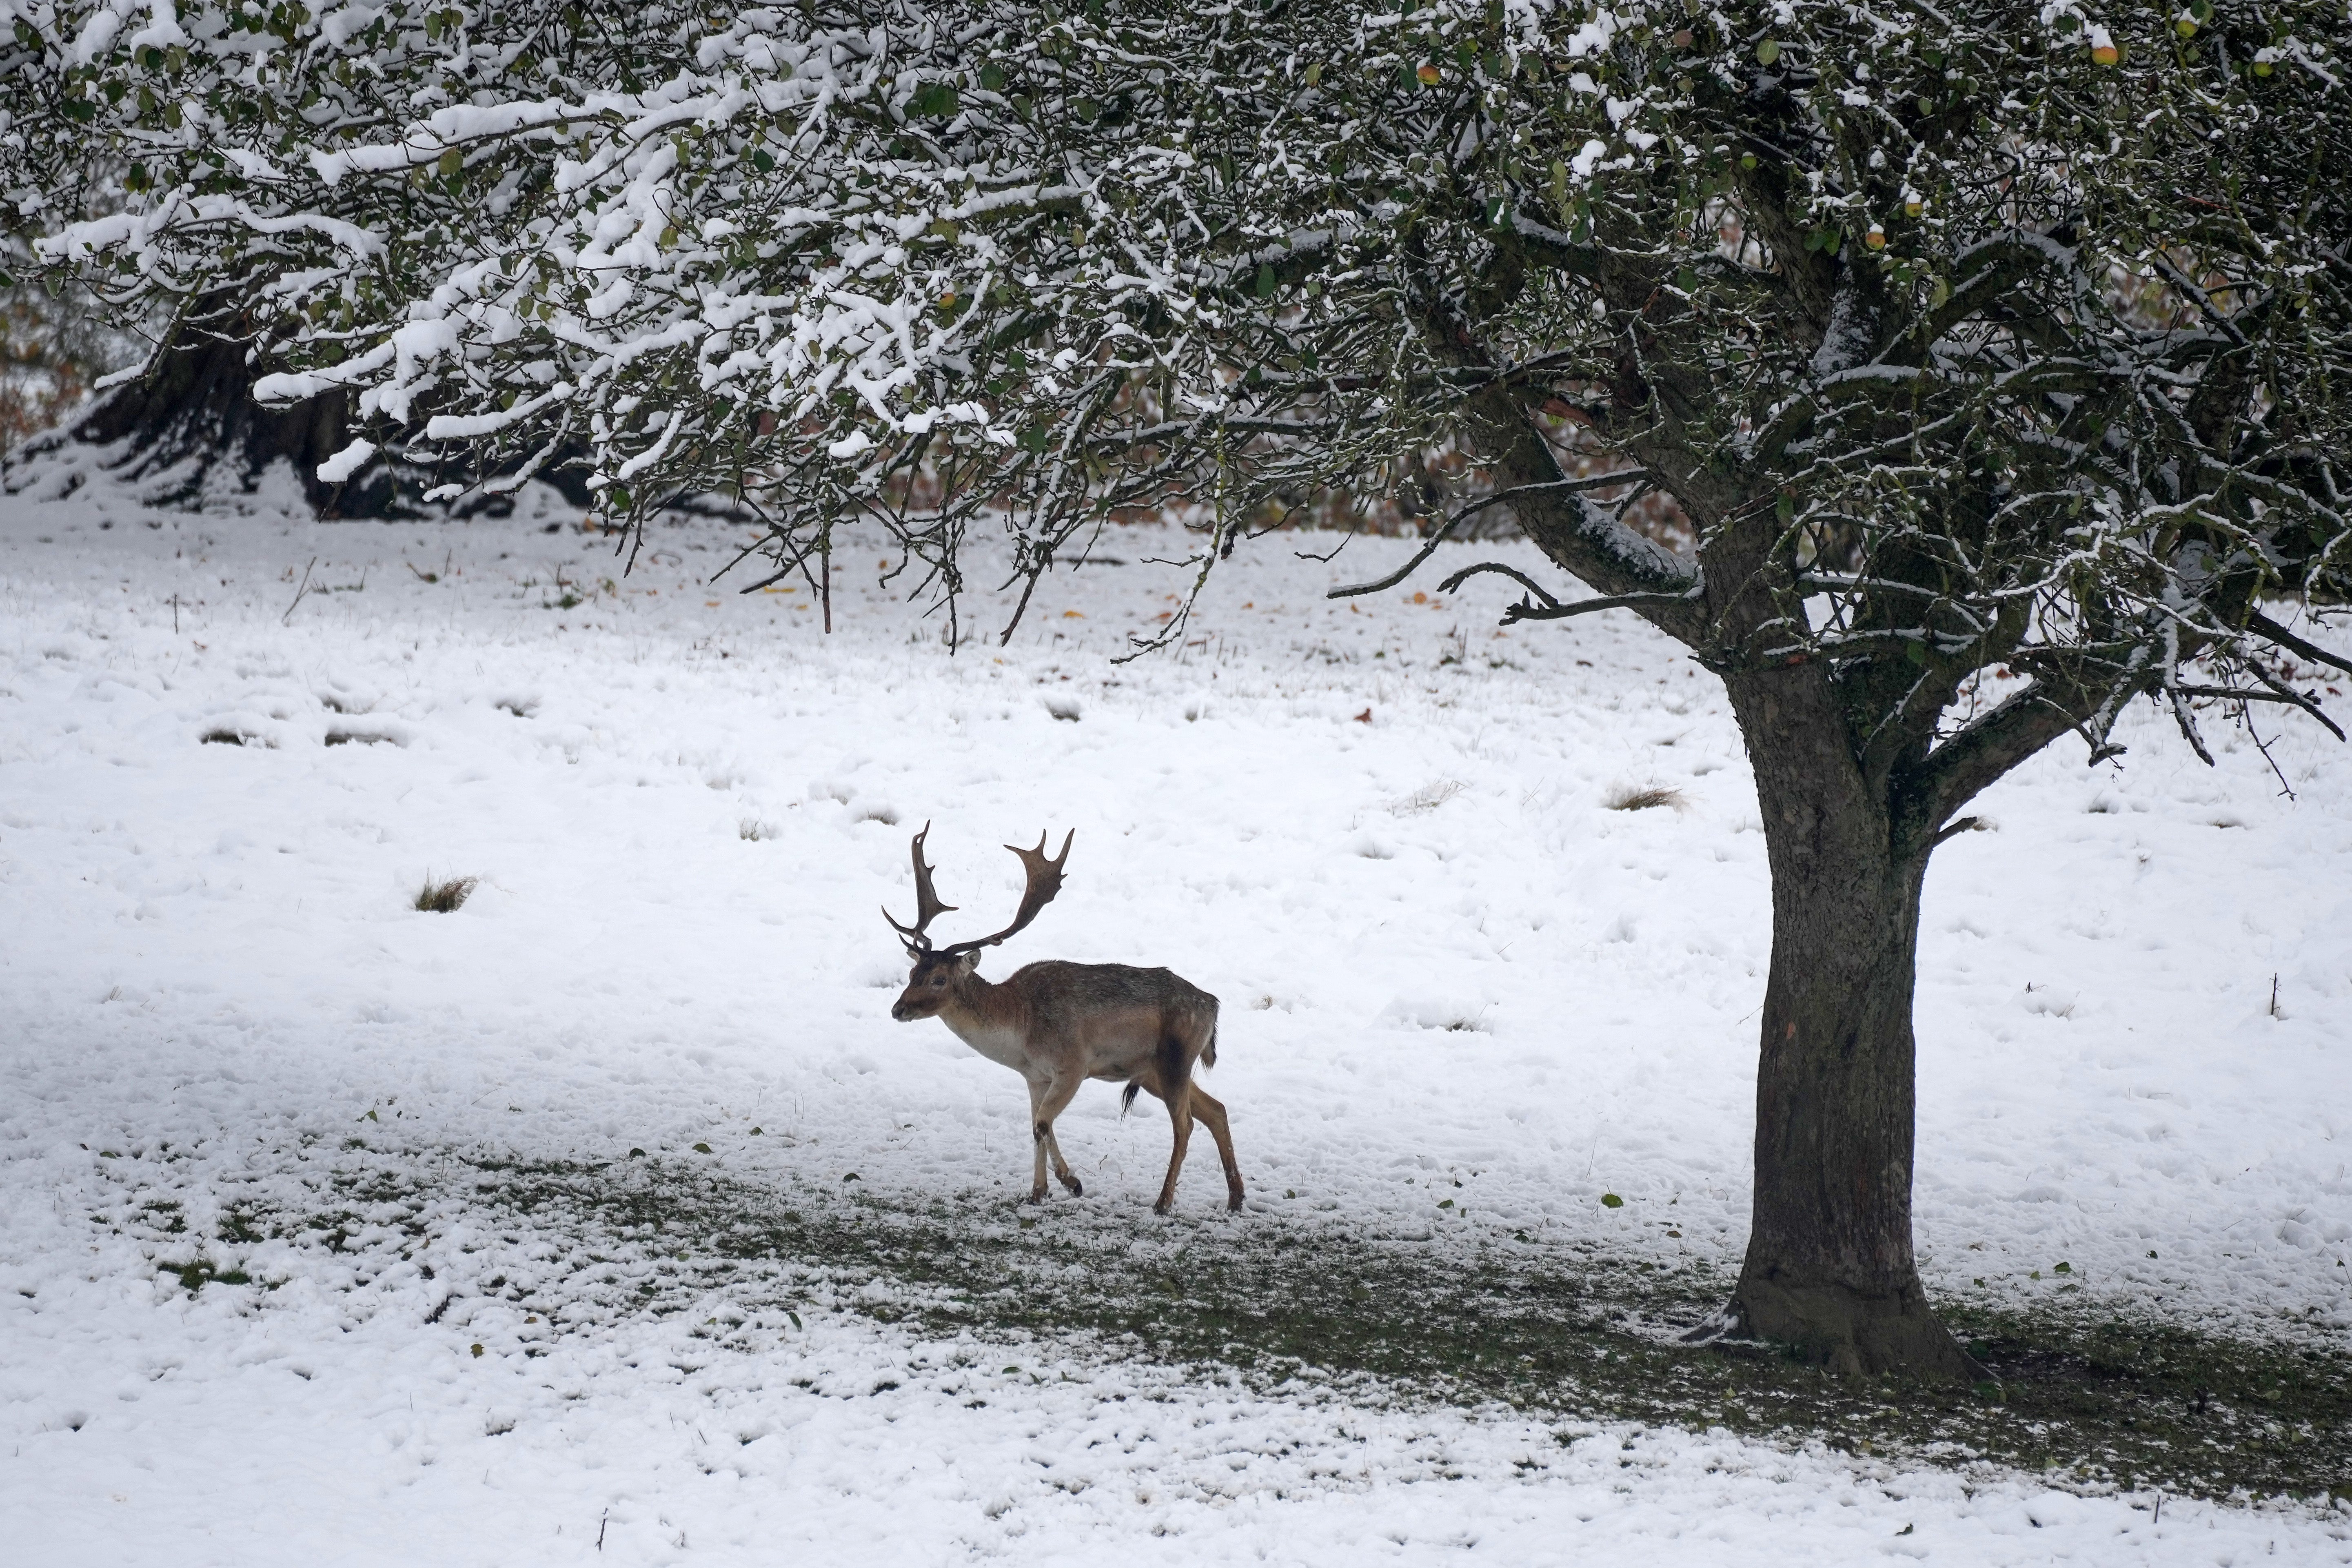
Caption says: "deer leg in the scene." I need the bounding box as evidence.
[1186,1087,1246,1213]
[1034,1074,1085,1197]
[1023,1079,1053,1204]
[1152,1068,1195,1217]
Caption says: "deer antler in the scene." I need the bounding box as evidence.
[939,830,1073,956]
[883,822,958,954]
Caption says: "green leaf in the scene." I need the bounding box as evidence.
[979,63,1006,92]
[1255,262,1277,296]
[1600,1192,1624,1208]
[1756,38,1781,65]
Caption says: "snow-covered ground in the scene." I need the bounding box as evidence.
[3,455,2348,1564]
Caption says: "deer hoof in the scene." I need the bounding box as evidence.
[1227,1191,1244,1212]
[1059,1174,1083,1197]
[1152,1198,1174,1217]
[1025,1191,1047,1206]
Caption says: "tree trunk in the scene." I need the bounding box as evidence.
[66,314,406,517]
[1721,669,1979,1381]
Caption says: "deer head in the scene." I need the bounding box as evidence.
[886,824,1072,1020]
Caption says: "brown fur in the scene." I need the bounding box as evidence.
[892,956,1243,1213]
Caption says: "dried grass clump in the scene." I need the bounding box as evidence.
[1605,784,1686,813]
[414,874,478,913]
[1388,778,1466,816]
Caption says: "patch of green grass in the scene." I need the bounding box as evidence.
[163,1258,252,1293]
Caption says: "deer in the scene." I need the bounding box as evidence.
[884,825,1244,1215]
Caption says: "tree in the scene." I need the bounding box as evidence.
[15,0,2350,1377]
[0,0,692,509]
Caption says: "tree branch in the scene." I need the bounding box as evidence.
[2247,610,2352,681]
[1324,472,1652,599]
[2172,682,2348,743]
[1435,562,1702,627]
[1913,679,2097,830]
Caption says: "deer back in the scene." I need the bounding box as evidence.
[996,960,1218,1077]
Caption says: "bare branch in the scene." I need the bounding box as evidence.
[1324,472,1650,600]
[1436,562,1702,628]
[2247,610,2352,681]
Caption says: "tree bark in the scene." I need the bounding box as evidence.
[1721,666,1980,1381]
[67,315,405,517]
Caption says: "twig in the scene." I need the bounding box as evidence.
[2244,710,2298,800]
[1325,514,1469,598]
[281,557,317,625]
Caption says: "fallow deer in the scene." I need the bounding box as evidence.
[885,825,1244,1214]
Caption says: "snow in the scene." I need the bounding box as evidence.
[2,454,2349,1563]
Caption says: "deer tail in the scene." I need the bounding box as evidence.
[1121,1081,1142,1118]
[1201,1024,1218,1071]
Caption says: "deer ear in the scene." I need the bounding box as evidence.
[955,951,982,974]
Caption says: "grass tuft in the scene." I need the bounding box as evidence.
[1389,779,1466,816]
[1606,784,1686,812]
[413,874,478,913]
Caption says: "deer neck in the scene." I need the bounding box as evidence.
[934,970,1033,1069]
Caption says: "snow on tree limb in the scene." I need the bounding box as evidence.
[7,0,2348,746]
